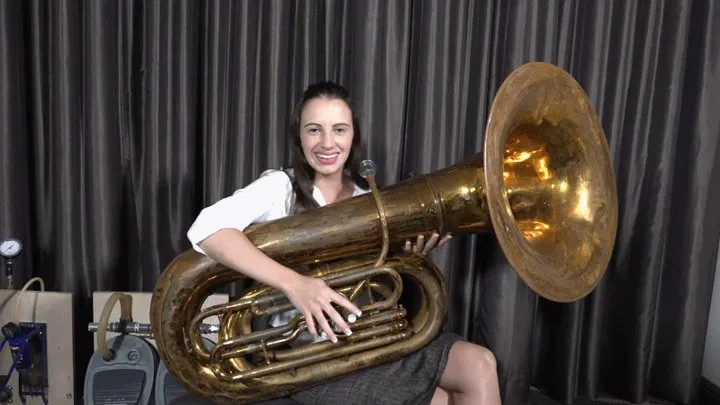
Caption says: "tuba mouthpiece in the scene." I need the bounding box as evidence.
[359,160,377,179]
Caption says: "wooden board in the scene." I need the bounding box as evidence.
[0,289,75,405]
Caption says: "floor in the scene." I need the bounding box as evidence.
[168,382,715,405]
[525,389,677,405]
[527,376,720,405]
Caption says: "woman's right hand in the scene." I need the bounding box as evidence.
[281,273,362,343]
[198,229,362,342]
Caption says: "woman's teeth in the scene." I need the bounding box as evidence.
[316,153,339,164]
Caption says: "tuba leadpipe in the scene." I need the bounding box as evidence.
[149,62,618,404]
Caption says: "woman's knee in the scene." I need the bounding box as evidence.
[463,343,497,376]
[477,345,497,370]
[441,341,498,392]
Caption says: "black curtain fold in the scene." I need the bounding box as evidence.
[1,1,718,405]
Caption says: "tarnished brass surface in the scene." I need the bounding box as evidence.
[484,62,618,301]
[149,62,618,404]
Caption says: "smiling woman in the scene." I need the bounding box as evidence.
[286,82,369,215]
[299,96,357,204]
[184,81,500,405]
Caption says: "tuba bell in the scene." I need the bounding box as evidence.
[149,62,618,404]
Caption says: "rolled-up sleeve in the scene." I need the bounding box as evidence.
[187,170,293,254]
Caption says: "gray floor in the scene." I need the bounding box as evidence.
[525,389,687,405]
[165,384,716,405]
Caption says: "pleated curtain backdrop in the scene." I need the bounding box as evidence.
[1,1,719,404]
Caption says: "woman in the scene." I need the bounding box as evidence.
[187,81,502,405]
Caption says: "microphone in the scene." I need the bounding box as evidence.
[359,160,377,179]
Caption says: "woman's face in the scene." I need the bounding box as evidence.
[299,97,354,179]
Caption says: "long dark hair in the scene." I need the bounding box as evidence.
[285,81,369,213]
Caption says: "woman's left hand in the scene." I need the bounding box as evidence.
[403,232,452,256]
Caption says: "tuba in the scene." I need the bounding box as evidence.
[149,62,618,404]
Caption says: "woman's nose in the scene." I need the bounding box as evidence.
[321,133,334,147]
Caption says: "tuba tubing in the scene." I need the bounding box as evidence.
[150,62,619,404]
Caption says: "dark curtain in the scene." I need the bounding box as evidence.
[1,1,719,404]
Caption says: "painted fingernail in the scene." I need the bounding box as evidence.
[345,329,352,336]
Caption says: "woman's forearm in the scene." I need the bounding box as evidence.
[198,228,301,291]
[199,227,361,340]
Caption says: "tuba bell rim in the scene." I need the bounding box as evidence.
[483,61,619,303]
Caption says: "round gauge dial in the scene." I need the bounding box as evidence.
[0,238,23,259]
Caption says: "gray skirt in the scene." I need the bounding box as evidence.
[288,331,463,405]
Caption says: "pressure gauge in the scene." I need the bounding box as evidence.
[0,238,23,259]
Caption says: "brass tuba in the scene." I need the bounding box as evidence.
[149,62,618,404]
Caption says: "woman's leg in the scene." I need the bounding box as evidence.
[433,341,501,405]
[430,387,451,405]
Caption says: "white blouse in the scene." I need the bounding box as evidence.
[186,168,369,344]
[188,169,369,254]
